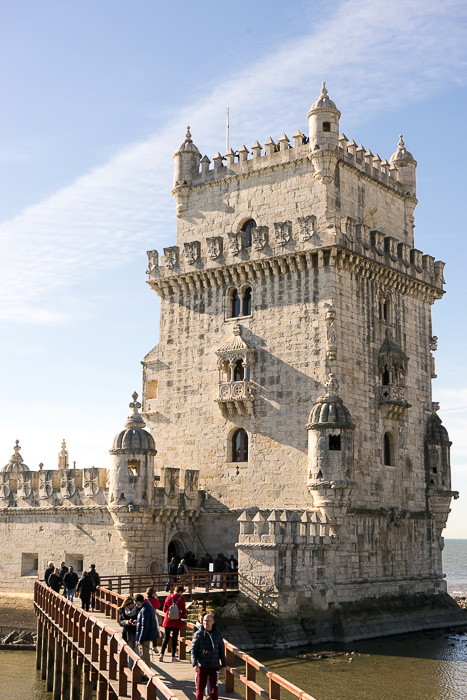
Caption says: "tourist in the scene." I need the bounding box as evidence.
[212,554,224,588]
[48,567,62,593]
[63,566,79,602]
[59,561,68,583]
[135,593,160,668]
[177,558,188,583]
[145,586,161,612]
[194,613,210,697]
[44,561,54,585]
[166,556,178,592]
[159,585,187,662]
[76,571,94,612]
[191,614,227,700]
[88,563,100,611]
[118,596,138,667]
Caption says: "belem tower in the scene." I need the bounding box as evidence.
[1,84,462,644]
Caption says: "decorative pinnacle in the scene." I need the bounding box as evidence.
[185,126,192,142]
[321,81,328,96]
[11,439,22,463]
[124,392,146,430]
[398,134,405,149]
[324,373,339,396]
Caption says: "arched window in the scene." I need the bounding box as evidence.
[383,432,394,466]
[233,360,244,381]
[382,366,390,386]
[379,294,392,323]
[232,429,248,462]
[241,219,256,248]
[231,289,241,318]
[242,286,252,316]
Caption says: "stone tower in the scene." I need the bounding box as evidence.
[143,85,459,640]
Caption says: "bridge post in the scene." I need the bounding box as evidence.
[36,616,43,670]
[61,642,71,700]
[225,647,235,693]
[82,659,93,700]
[41,622,48,679]
[53,636,63,700]
[46,629,55,692]
[70,650,82,700]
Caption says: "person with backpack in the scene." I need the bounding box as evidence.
[177,558,188,583]
[158,585,187,662]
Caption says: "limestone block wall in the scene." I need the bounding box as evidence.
[0,507,124,593]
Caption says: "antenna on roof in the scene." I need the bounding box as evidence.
[226,107,230,153]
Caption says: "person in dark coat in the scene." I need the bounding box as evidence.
[118,596,138,667]
[159,585,187,662]
[63,566,79,602]
[48,568,62,593]
[166,556,178,592]
[88,564,100,611]
[191,614,227,700]
[76,571,94,611]
[44,561,54,585]
[135,593,159,667]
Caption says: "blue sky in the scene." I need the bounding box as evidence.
[1,0,466,536]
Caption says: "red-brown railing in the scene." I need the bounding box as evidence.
[100,569,238,597]
[36,580,319,700]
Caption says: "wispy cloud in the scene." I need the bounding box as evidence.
[1,0,467,324]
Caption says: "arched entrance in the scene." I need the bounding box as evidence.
[167,539,183,563]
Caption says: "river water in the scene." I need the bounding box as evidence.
[2,539,467,700]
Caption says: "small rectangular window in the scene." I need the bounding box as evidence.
[323,122,331,132]
[127,460,140,477]
[21,553,38,576]
[65,553,84,574]
[329,435,341,451]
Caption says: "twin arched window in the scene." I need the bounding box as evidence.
[228,286,252,318]
[232,428,248,462]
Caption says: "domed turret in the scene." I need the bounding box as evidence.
[2,440,30,473]
[425,403,451,492]
[173,126,201,188]
[389,134,417,198]
[307,82,341,154]
[307,375,355,527]
[108,392,157,507]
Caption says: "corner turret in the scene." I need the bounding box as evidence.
[390,134,417,198]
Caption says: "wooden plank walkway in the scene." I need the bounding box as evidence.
[91,608,241,700]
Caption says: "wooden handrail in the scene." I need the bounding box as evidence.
[36,580,319,700]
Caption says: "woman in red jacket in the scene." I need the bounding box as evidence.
[158,585,187,662]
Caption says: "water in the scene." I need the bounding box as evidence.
[2,540,467,700]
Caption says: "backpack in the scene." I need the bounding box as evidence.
[167,595,180,620]
[177,563,186,576]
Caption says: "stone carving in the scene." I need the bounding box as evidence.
[184,469,199,499]
[274,221,292,246]
[341,216,356,241]
[298,215,317,241]
[385,236,398,262]
[83,468,99,497]
[430,336,438,379]
[228,232,242,255]
[163,467,179,498]
[61,470,76,499]
[356,223,371,249]
[252,226,268,251]
[372,230,385,256]
[184,240,200,265]
[324,303,337,362]
[17,473,32,499]
[163,247,179,270]
[411,249,423,272]
[146,250,159,274]
[39,471,54,499]
[0,475,10,500]
[207,236,223,260]
[398,242,411,267]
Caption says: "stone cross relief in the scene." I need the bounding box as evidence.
[39,471,54,499]
[184,240,200,265]
[252,226,268,250]
[163,247,179,270]
[207,236,223,260]
[298,215,317,241]
[228,232,242,255]
[146,250,159,274]
[274,221,292,246]
[341,216,356,241]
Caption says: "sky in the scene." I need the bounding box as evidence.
[1,0,466,537]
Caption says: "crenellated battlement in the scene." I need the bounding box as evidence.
[237,508,337,547]
[0,467,108,508]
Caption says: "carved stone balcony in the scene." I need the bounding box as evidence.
[216,380,254,416]
[379,384,411,420]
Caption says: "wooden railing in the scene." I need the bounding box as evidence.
[36,580,319,700]
[100,569,238,597]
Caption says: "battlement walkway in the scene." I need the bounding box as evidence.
[34,578,318,700]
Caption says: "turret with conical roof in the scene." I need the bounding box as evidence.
[390,134,417,199]
[307,83,341,184]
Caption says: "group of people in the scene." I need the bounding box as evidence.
[44,561,100,611]
[119,583,227,700]
[166,551,238,590]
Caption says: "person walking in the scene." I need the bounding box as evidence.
[48,568,62,593]
[166,557,178,592]
[63,566,79,602]
[159,585,187,662]
[177,558,188,583]
[76,571,94,612]
[44,561,54,585]
[191,614,227,700]
[135,593,160,668]
[118,596,138,667]
[88,564,100,611]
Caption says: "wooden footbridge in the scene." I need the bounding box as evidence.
[34,574,318,700]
